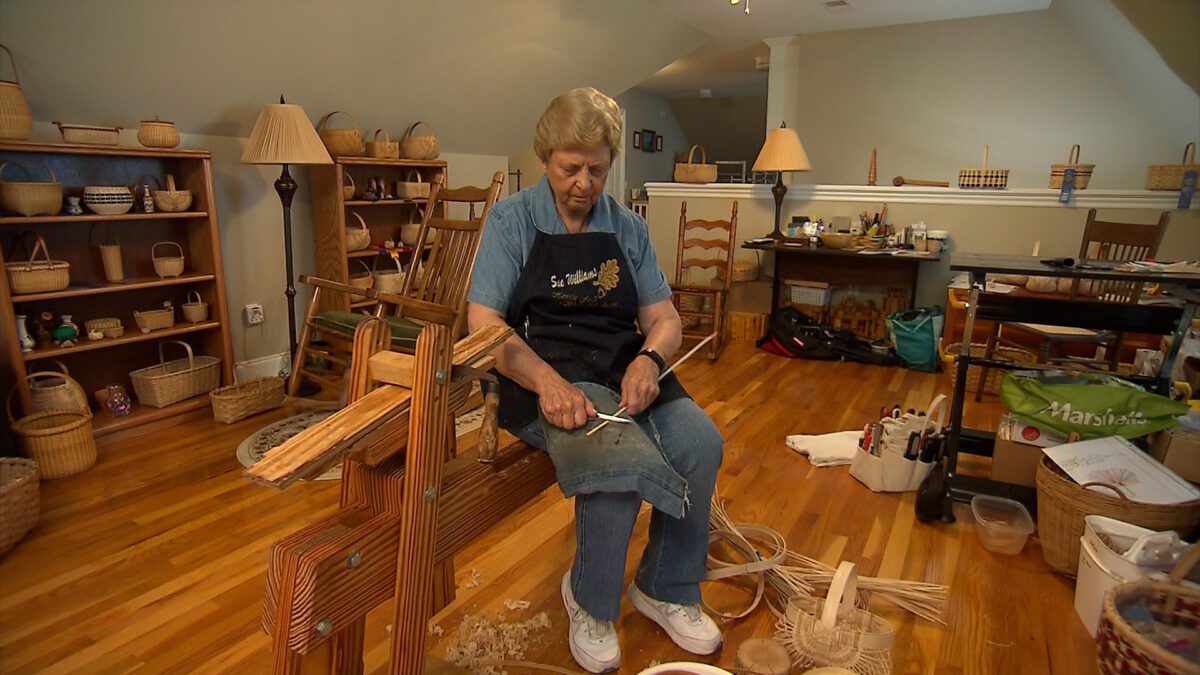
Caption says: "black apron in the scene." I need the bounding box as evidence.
[499,229,687,431]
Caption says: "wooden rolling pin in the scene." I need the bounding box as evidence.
[893,175,950,187]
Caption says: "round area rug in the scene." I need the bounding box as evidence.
[236,407,487,482]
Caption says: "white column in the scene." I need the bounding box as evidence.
[763,36,803,132]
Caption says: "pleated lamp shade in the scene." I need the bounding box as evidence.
[240,103,332,165]
[752,123,811,173]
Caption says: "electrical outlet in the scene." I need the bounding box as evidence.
[244,303,264,326]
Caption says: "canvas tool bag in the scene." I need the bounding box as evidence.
[674,145,717,183]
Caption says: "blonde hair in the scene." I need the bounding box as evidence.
[533,87,623,162]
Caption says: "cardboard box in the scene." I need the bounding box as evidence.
[990,437,1046,488]
[1149,427,1200,484]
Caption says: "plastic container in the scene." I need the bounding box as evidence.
[971,495,1035,555]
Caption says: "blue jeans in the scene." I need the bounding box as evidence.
[518,396,723,621]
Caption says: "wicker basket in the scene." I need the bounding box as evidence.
[134,305,175,333]
[1049,144,1094,190]
[1097,545,1200,675]
[182,290,208,323]
[6,232,69,294]
[0,457,39,556]
[28,362,87,412]
[129,340,221,408]
[958,145,1009,189]
[940,340,1036,395]
[85,317,124,339]
[371,253,406,294]
[82,185,134,216]
[346,211,371,251]
[716,261,758,283]
[210,376,285,424]
[151,175,192,213]
[1146,142,1199,191]
[777,561,893,674]
[342,172,356,201]
[0,44,33,141]
[152,241,185,278]
[317,111,364,157]
[53,122,120,145]
[347,259,374,292]
[674,145,718,184]
[399,121,439,160]
[1035,456,1200,577]
[365,129,400,159]
[136,116,180,149]
[7,374,97,479]
[0,160,62,216]
[395,170,431,200]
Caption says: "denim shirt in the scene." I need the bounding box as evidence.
[467,175,672,314]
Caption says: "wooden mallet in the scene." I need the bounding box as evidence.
[893,175,950,188]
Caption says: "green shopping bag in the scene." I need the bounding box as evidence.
[1000,370,1187,440]
[888,306,944,372]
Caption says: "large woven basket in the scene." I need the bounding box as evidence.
[0,458,39,556]
[317,111,364,157]
[5,231,69,294]
[0,160,61,216]
[365,128,399,159]
[958,144,1009,189]
[1049,144,1094,190]
[940,340,1036,395]
[129,340,221,408]
[1035,456,1200,577]
[1097,545,1200,675]
[399,121,439,160]
[0,44,33,141]
[152,241,185,278]
[1146,142,1199,191]
[28,362,87,412]
[7,374,97,479]
[674,145,718,184]
[210,376,284,424]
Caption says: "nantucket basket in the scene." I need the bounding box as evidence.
[8,374,97,479]
[28,361,87,412]
[181,290,208,323]
[371,253,406,294]
[348,258,374,292]
[395,169,430,200]
[1049,144,1094,190]
[0,160,62,217]
[1146,142,1199,191]
[129,340,221,408]
[151,241,185,278]
[958,144,1009,189]
[151,174,192,213]
[365,129,400,159]
[1035,456,1200,577]
[399,121,440,160]
[345,211,371,251]
[1097,545,1200,675]
[0,44,33,141]
[342,172,356,201]
[134,304,175,333]
[210,376,285,424]
[0,457,39,557]
[317,111,364,157]
[5,232,69,293]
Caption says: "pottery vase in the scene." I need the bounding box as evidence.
[15,313,33,352]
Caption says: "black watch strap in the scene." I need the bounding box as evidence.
[638,348,666,374]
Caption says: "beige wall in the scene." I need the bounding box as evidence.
[618,89,692,195]
[668,96,767,172]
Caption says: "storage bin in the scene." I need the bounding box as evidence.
[971,494,1034,555]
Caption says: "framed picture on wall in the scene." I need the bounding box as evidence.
[632,131,642,150]
[654,134,663,152]
[641,129,656,152]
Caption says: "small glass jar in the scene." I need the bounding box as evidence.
[106,384,132,418]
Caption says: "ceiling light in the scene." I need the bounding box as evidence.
[824,0,852,12]
[729,0,750,14]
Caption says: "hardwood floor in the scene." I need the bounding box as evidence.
[0,340,1099,674]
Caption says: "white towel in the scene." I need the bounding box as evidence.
[785,430,862,467]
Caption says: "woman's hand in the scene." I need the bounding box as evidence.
[620,355,660,415]
[537,374,596,430]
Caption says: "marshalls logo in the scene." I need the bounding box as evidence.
[1047,401,1146,427]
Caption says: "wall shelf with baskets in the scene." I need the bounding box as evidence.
[0,141,233,436]
[309,157,447,313]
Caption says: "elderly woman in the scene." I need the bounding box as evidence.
[467,87,723,672]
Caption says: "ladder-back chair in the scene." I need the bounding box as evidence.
[673,200,738,360]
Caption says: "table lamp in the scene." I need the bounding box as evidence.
[752,122,811,239]
[240,97,332,359]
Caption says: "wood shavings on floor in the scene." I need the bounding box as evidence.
[443,610,552,674]
[464,568,482,589]
[503,599,531,611]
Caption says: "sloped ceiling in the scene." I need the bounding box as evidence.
[0,0,709,157]
[1111,0,1200,95]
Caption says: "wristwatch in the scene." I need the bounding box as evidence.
[637,347,666,374]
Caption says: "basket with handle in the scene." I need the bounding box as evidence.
[316,111,364,157]
[85,317,123,339]
[1049,144,1095,190]
[1036,456,1200,576]
[395,169,430,200]
[0,160,62,216]
[0,457,39,556]
[371,251,406,294]
[5,232,69,294]
[7,373,97,479]
[958,144,1009,189]
[129,340,221,408]
[342,172,356,201]
[151,174,192,213]
[399,121,439,160]
[674,145,718,184]
[345,211,371,251]
[210,375,285,424]
[28,361,88,412]
[134,303,175,333]
[777,560,893,674]
[181,290,208,323]
[0,44,33,141]
[152,241,185,278]
[347,258,374,292]
[1097,544,1200,675]
[1146,142,1199,191]
[365,129,400,159]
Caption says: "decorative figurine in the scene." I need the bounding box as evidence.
[142,183,154,213]
[52,314,79,347]
[64,196,84,216]
[15,313,34,353]
[34,311,54,347]
[106,384,132,418]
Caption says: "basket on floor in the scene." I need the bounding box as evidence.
[7,374,97,479]
[129,340,221,408]
[777,561,893,674]
[940,340,1036,395]
[210,376,284,424]
[0,458,39,557]
[1097,545,1200,675]
[1036,457,1200,577]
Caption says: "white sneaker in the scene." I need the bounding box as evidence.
[628,582,722,655]
[561,571,620,673]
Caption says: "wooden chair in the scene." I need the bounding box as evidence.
[673,200,738,361]
[288,172,505,399]
[976,209,1170,400]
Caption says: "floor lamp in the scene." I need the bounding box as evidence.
[752,122,811,239]
[240,97,332,369]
